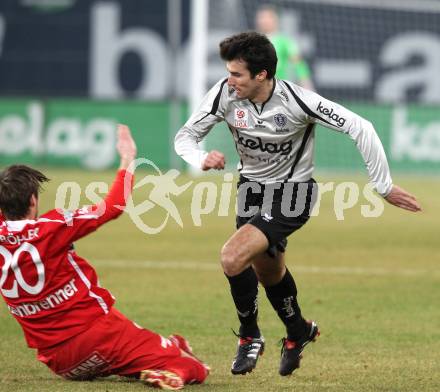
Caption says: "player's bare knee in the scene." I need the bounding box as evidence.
[220,245,245,276]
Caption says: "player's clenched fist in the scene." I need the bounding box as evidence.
[202,150,226,171]
[117,124,137,170]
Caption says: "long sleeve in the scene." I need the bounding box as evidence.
[175,78,228,168]
[284,82,393,196]
[41,169,134,244]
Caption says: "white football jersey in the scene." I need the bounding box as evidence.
[175,78,393,196]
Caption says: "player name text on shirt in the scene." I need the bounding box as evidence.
[8,278,78,317]
[0,228,40,245]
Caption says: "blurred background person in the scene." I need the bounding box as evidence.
[256,4,315,90]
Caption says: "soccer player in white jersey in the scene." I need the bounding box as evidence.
[175,32,421,376]
[0,125,208,390]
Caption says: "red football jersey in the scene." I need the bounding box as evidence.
[0,169,133,349]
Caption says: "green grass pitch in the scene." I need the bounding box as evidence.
[0,168,439,391]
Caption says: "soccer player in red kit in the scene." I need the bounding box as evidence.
[0,125,208,390]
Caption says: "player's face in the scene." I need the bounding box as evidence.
[226,60,261,100]
[256,9,278,34]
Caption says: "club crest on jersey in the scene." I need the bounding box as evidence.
[274,113,289,133]
[274,113,287,128]
[234,108,249,128]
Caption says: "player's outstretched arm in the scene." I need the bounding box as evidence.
[201,150,225,171]
[49,124,137,243]
[384,185,421,212]
[117,124,137,171]
[86,123,137,221]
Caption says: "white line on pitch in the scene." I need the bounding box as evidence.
[94,259,439,277]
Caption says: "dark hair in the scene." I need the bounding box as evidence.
[0,165,49,220]
[219,31,277,79]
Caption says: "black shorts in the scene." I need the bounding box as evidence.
[236,175,317,257]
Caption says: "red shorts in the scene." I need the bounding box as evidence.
[37,308,207,384]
